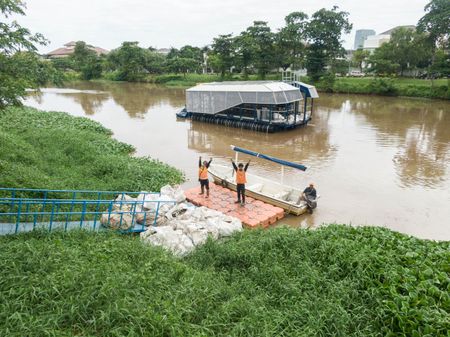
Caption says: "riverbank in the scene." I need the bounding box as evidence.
[327,77,450,100]
[1,225,448,336]
[73,73,450,100]
[0,106,183,193]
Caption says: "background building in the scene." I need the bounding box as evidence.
[354,29,376,50]
[363,26,415,52]
[46,41,109,58]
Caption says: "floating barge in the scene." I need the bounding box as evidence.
[184,184,285,229]
[177,79,319,133]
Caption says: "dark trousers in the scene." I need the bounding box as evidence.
[237,184,245,202]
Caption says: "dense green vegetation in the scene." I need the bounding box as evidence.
[1,0,448,107]
[319,77,450,99]
[0,225,448,336]
[126,73,449,99]
[0,0,64,107]
[0,106,183,192]
[53,1,448,87]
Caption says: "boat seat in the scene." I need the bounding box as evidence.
[247,183,263,192]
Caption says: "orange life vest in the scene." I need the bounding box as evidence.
[199,166,209,180]
[236,169,247,184]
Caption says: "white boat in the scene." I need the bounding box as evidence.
[208,164,315,216]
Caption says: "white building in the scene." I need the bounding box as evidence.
[363,35,391,52]
[363,25,415,53]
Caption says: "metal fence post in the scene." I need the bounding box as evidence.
[15,199,22,234]
[153,202,161,226]
[80,201,87,228]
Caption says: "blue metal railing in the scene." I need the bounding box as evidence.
[0,188,177,235]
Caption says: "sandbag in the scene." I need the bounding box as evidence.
[160,185,186,203]
[141,203,243,256]
[100,212,133,230]
[112,194,136,212]
[141,226,195,256]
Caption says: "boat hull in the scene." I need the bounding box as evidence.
[208,168,308,216]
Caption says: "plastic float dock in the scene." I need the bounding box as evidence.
[185,184,285,228]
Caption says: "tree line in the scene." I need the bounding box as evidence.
[0,0,448,108]
[51,6,352,82]
[53,1,448,82]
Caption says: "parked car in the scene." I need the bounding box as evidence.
[348,70,365,77]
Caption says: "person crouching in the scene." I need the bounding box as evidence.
[231,159,250,206]
[198,156,212,198]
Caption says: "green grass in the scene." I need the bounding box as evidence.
[65,71,449,99]
[149,73,281,87]
[0,106,183,193]
[0,225,448,336]
[313,77,450,100]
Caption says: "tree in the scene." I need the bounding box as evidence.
[277,12,309,70]
[211,34,234,78]
[144,51,165,74]
[352,49,370,72]
[367,28,432,76]
[305,6,352,81]
[429,49,450,78]
[273,31,291,71]
[0,0,48,108]
[244,21,276,79]
[389,28,431,75]
[417,0,450,49]
[234,32,255,78]
[417,0,450,84]
[70,41,102,80]
[166,45,202,74]
[107,42,148,81]
[367,44,400,76]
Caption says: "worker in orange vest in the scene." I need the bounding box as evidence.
[198,156,212,198]
[231,158,250,205]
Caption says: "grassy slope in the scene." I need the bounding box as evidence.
[0,106,183,193]
[0,225,448,336]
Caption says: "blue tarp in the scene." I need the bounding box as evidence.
[231,145,307,171]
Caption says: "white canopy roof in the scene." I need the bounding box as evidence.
[186,81,303,115]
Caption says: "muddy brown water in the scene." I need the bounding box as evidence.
[25,82,450,240]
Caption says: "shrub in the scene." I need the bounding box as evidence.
[430,85,450,100]
[367,78,398,95]
[318,72,336,92]
[153,74,184,84]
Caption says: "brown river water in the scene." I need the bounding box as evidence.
[25,82,450,240]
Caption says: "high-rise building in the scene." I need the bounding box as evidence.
[354,29,376,50]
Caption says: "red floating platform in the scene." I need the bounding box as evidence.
[185,183,285,229]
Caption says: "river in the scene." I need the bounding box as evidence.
[24,81,450,240]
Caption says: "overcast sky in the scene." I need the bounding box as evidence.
[18,0,429,53]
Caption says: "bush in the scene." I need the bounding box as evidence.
[430,85,450,100]
[318,72,336,92]
[153,74,184,84]
[101,70,121,81]
[366,78,398,95]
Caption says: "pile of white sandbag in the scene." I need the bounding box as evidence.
[100,185,186,230]
[140,204,242,256]
[100,185,243,255]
